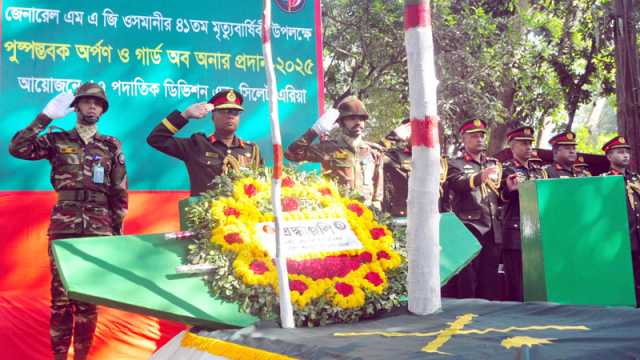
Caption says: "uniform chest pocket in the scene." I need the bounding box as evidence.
[200,152,222,167]
[237,151,254,166]
[55,145,82,166]
[330,150,353,168]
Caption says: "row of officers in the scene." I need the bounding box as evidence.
[8,85,640,359]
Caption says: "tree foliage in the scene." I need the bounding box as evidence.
[321,0,621,154]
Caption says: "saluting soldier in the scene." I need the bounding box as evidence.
[9,83,128,360]
[147,89,262,196]
[600,135,640,306]
[380,119,449,216]
[285,96,384,209]
[545,131,578,178]
[499,126,547,301]
[446,119,502,300]
[573,155,592,177]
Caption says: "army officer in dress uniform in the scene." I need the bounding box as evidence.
[446,119,502,300]
[499,126,547,301]
[545,131,579,178]
[147,89,262,196]
[601,135,640,306]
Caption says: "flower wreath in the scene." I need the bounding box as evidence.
[185,169,407,327]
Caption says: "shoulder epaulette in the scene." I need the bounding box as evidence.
[47,126,66,134]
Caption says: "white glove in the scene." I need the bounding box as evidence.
[392,122,412,141]
[311,108,339,135]
[42,92,74,119]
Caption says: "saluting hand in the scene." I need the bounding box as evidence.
[181,102,213,120]
[392,122,411,141]
[42,92,74,119]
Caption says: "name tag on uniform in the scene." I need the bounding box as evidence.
[92,163,105,184]
[60,146,79,154]
[205,152,219,158]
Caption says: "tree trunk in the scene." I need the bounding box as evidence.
[613,0,640,171]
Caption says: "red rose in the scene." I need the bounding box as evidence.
[359,252,373,264]
[365,271,383,287]
[244,183,257,197]
[250,260,269,275]
[224,232,243,245]
[282,197,300,212]
[282,176,295,188]
[377,250,391,260]
[347,203,364,217]
[335,282,354,297]
[224,207,241,217]
[290,279,308,294]
[319,187,332,196]
[370,227,385,240]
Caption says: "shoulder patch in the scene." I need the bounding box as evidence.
[117,152,125,165]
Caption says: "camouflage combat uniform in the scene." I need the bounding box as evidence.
[9,113,128,360]
[285,127,384,208]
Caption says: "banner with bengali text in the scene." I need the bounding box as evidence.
[1,0,324,191]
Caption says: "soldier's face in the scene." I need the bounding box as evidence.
[212,109,241,134]
[341,116,366,137]
[462,132,486,154]
[75,97,104,125]
[554,144,577,163]
[511,139,532,161]
[607,148,631,168]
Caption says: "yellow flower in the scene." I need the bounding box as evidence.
[233,250,276,286]
[207,174,403,312]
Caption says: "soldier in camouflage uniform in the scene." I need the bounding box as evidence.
[499,126,547,301]
[9,83,128,360]
[600,135,640,306]
[446,119,502,300]
[545,131,579,178]
[285,96,384,208]
[380,119,449,216]
[147,89,262,196]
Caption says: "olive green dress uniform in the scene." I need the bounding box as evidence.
[8,83,128,360]
[600,136,640,306]
[573,156,592,177]
[499,127,547,302]
[545,131,579,179]
[380,128,449,216]
[445,119,502,300]
[147,90,262,196]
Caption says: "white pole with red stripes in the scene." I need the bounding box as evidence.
[404,0,442,315]
[262,0,295,328]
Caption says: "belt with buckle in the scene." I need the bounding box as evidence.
[57,190,108,204]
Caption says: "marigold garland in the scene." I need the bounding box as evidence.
[186,170,407,327]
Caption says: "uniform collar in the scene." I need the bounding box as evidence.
[608,168,624,176]
[463,150,485,163]
[209,134,245,148]
[554,162,574,173]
